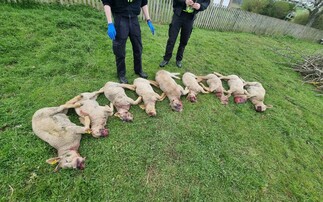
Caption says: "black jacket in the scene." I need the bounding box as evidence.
[102,0,148,17]
[173,0,210,16]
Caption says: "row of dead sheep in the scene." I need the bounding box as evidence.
[32,70,273,171]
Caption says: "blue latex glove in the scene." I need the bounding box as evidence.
[147,20,155,35]
[107,23,116,40]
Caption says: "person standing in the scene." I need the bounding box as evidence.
[102,0,155,84]
[159,0,210,68]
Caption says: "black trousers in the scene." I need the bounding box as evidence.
[163,12,194,62]
[113,15,143,77]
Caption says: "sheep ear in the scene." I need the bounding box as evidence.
[139,104,146,110]
[114,112,121,118]
[266,104,273,108]
[46,157,61,165]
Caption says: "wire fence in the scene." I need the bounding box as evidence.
[5,0,323,42]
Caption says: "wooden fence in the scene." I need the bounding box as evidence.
[5,0,323,42]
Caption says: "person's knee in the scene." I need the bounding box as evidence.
[113,46,125,58]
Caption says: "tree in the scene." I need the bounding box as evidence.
[241,0,270,14]
[306,0,323,27]
[264,0,294,19]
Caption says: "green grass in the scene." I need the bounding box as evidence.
[1,2,323,201]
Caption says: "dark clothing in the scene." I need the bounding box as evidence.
[102,0,147,17]
[173,0,210,16]
[164,12,194,61]
[113,15,142,77]
[163,0,210,62]
[102,0,147,77]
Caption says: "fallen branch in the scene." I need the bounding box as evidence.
[270,45,323,93]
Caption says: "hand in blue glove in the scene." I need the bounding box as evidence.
[107,23,116,40]
[147,20,155,35]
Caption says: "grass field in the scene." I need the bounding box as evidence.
[0,2,322,201]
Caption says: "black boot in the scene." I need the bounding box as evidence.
[159,60,169,67]
[135,71,148,79]
[118,76,128,84]
[176,60,182,68]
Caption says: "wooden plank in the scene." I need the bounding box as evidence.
[161,0,167,24]
[222,7,233,31]
[166,0,172,23]
[207,6,218,30]
[154,0,160,23]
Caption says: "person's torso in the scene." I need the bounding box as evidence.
[111,0,146,17]
[173,0,197,16]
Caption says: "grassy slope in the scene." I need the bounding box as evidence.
[0,3,322,201]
